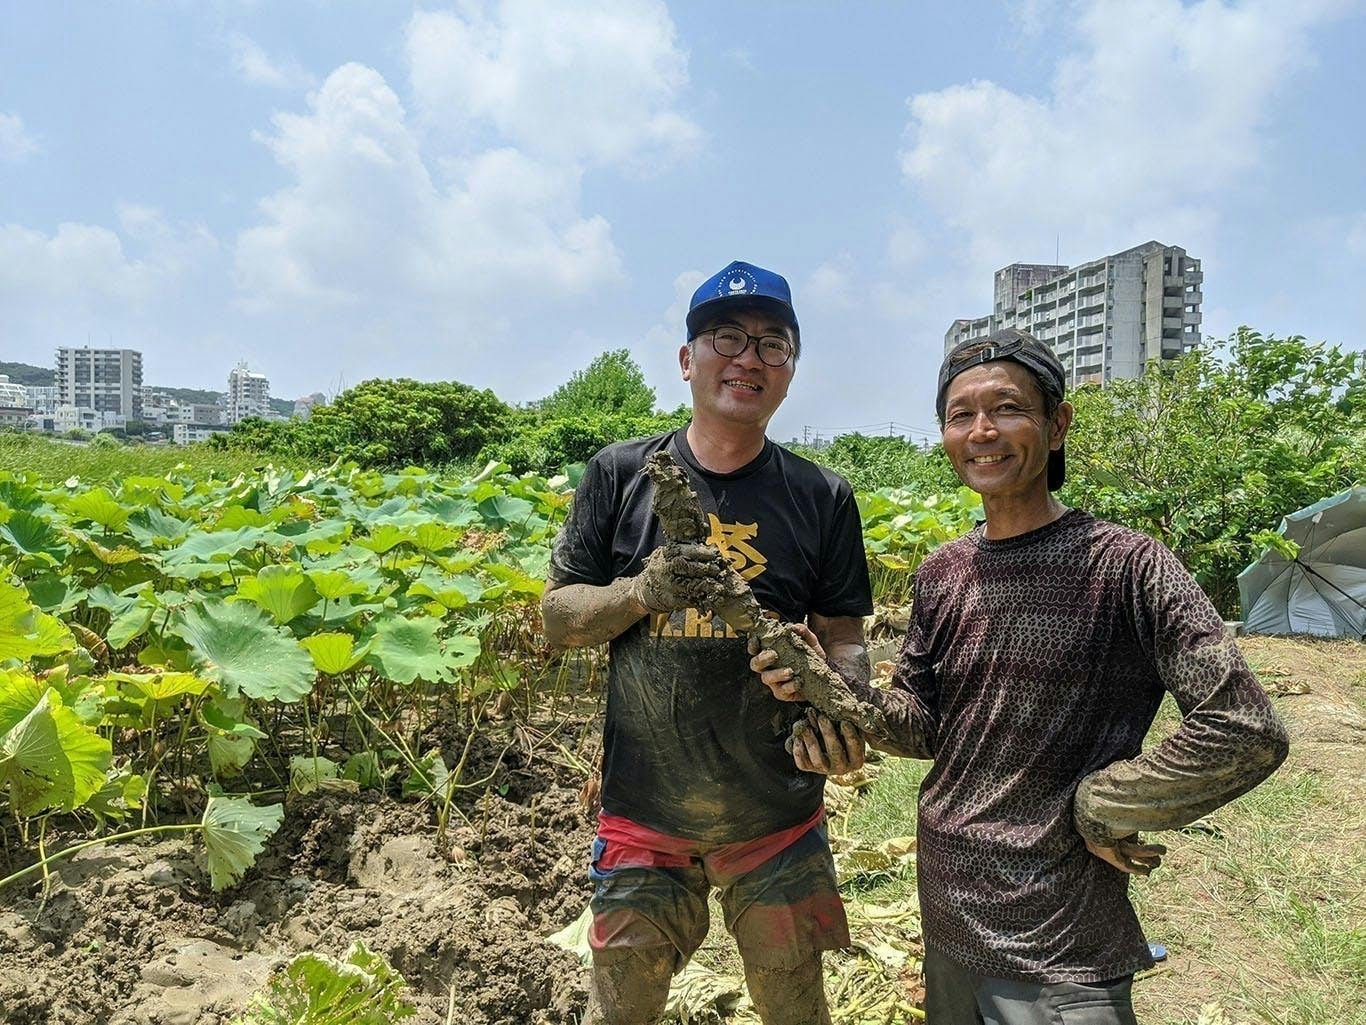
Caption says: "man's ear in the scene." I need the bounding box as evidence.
[679,342,693,381]
[1051,400,1074,450]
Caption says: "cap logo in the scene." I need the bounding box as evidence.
[718,267,757,297]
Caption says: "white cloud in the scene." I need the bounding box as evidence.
[0,112,39,162]
[804,256,858,312]
[404,0,699,169]
[1347,212,1366,257]
[0,211,218,338]
[228,32,315,90]
[235,63,620,313]
[900,0,1349,277]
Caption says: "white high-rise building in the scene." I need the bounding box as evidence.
[55,347,143,418]
[945,241,1203,388]
[227,362,271,424]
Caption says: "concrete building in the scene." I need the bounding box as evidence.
[172,423,230,445]
[227,362,270,424]
[0,375,30,409]
[53,405,125,434]
[25,385,60,415]
[55,347,143,419]
[0,406,31,430]
[944,241,1203,388]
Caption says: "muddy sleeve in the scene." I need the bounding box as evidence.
[1073,540,1290,846]
[548,455,616,587]
[812,485,874,617]
[855,577,939,760]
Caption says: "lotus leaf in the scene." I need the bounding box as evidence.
[171,601,316,703]
[476,493,535,528]
[201,795,284,890]
[0,509,67,564]
[64,488,133,532]
[25,573,88,614]
[299,632,369,675]
[356,524,410,554]
[235,566,320,625]
[0,579,75,661]
[366,614,457,684]
[126,507,191,546]
[163,526,279,567]
[304,567,377,601]
[84,769,147,827]
[288,754,344,795]
[0,687,111,815]
[234,940,415,1024]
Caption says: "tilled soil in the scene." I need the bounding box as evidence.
[0,718,597,1025]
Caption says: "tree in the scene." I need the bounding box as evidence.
[539,349,656,419]
[1063,328,1366,614]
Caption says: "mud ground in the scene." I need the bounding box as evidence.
[0,708,598,1025]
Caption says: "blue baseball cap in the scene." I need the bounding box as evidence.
[685,260,800,342]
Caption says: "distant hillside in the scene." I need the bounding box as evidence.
[156,386,223,406]
[269,397,294,416]
[0,362,53,387]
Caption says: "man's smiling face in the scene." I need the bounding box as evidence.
[940,360,1070,499]
[680,306,796,430]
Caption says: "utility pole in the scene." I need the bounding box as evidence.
[803,425,810,446]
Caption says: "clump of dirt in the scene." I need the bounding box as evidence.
[0,715,597,1025]
[643,451,894,741]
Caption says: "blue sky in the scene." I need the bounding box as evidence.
[2,0,1363,443]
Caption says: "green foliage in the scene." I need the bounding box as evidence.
[539,348,657,419]
[216,378,512,469]
[1063,328,1366,613]
[201,794,286,890]
[234,941,415,1025]
[858,488,984,603]
[0,361,54,387]
[796,434,960,494]
[0,432,290,482]
[484,406,691,475]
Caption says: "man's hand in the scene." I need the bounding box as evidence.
[790,711,866,775]
[1084,835,1167,876]
[629,542,728,613]
[748,622,826,701]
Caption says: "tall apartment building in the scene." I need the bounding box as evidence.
[945,241,1203,387]
[227,362,270,424]
[55,347,143,418]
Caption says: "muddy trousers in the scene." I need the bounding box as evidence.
[924,947,1139,1025]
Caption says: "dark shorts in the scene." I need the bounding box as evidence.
[587,812,850,971]
[925,946,1138,1025]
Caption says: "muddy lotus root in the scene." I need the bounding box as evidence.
[641,452,892,742]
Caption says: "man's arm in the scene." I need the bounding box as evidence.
[1074,543,1290,850]
[542,541,731,649]
[541,578,648,649]
[750,605,940,762]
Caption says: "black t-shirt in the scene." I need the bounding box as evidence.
[549,428,873,843]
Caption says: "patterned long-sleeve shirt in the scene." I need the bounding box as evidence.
[857,509,1288,983]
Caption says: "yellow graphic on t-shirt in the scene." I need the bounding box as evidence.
[648,515,766,640]
[707,513,767,581]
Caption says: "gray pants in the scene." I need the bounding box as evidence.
[924,947,1139,1025]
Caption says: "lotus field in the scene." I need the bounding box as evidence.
[0,457,981,1021]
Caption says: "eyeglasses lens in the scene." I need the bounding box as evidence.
[710,328,792,367]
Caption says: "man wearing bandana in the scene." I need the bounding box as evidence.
[754,329,1290,1024]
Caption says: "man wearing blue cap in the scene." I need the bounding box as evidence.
[756,329,1289,1024]
[543,261,873,1024]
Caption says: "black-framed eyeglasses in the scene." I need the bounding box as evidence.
[700,326,795,368]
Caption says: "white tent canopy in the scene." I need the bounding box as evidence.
[1238,486,1366,640]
